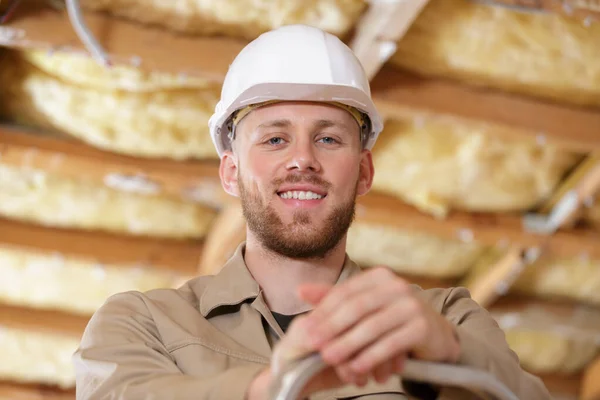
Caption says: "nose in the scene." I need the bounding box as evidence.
[285,139,322,173]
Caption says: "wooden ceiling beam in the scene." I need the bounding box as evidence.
[356,192,600,259]
[3,125,598,262]
[3,126,598,261]
[0,218,203,275]
[582,356,600,400]
[349,0,429,80]
[0,125,228,207]
[0,381,74,400]
[0,1,243,82]
[537,372,582,400]
[475,0,600,24]
[0,303,83,399]
[1,3,598,153]
[524,154,600,233]
[0,303,88,338]
[198,200,246,276]
[370,67,600,153]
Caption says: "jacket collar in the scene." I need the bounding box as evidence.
[199,242,363,317]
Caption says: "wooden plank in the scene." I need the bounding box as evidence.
[0,1,245,82]
[524,154,600,233]
[370,67,600,153]
[356,192,600,259]
[1,3,598,153]
[464,246,530,308]
[0,218,203,275]
[537,372,581,400]
[583,356,600,400]
[0,381,74,400]
[349,0,429,80]
[0,125,227,207]
[0,303,87,338]
[0,303,82,400]
[198,200,246,276]
[476,0,600,24]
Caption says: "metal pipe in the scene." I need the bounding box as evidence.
[269,353,520,400]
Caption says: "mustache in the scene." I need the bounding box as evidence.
[272,174,332,190]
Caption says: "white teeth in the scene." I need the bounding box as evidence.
[279,190,323,200]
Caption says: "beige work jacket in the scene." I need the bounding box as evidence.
[73,244,551,399]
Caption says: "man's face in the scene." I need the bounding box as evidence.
[220,102,374,260]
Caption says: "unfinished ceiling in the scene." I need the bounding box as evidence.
[0,0,599,399]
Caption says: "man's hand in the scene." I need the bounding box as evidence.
[268,266,461,396]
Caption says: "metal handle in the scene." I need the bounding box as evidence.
[269,353,520,400]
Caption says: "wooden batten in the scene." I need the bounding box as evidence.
[357,192,600,259]
[0,218,203,276]
[0,125,227,207]
[538,372,582,400]
[0,381,75,400]
[462,246,529,308]
[198,200,246,276]
[0,3,598,155]
[0,303,88,338]
[481,0,600,23]
[370,67,600,153]
[349,0,429,80]
[582,356,600,400]
[0,1,245,82]
[0,303,82,400]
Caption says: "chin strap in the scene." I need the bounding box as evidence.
[268,352,520,400]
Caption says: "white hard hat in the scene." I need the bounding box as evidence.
[207,24,384,158]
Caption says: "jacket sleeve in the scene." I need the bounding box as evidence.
[72,292,265,400]
[431,287,552,400]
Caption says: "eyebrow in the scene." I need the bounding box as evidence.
[256,119,349,130]
[256,119,292,129]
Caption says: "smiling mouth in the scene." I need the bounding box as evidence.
[277,190,326,200]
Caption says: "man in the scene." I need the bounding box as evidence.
[73,25,551,399]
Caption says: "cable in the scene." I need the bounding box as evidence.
[64,0,111,67]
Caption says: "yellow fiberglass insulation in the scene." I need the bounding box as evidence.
[0,326,79,389]
[346,222,485,279]
[391,0,600,108]
[0,163,215,239]
[79,0,366,40]
[0,245,188,316]
[492,307,600,374]
[370,118,581,218]
[513,256,600,306]
[464,249,600,306]
[0,49,220,160]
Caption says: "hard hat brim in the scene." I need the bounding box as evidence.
[208,82,384,157]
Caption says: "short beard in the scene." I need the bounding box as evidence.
[238,174,357,260]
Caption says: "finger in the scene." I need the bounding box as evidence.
[306,267,399,323]
[271,315,318,373]
[297,283,332,305]
[319,297,419,364]
[307,280,413,348]
[335,364,369,387]
[372,359,395,384]
[348,317,426,375]
[394,354,406,373]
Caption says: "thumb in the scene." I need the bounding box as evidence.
[298,283,332,305]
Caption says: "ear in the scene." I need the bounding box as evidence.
[219,150,240,197]
[356,149,374,196]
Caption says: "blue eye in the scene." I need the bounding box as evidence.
[268,137,284,145]
[319,137,337,144]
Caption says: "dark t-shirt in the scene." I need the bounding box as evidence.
[271,311,302,333]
